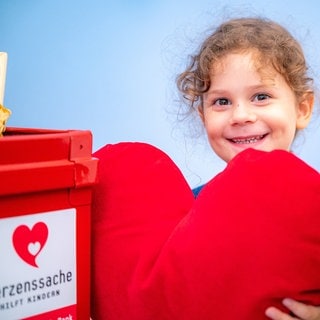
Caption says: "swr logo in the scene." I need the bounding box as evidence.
[12,222,48,268]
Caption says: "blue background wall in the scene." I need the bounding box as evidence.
[1,0,320,187]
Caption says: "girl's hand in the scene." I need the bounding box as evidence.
[265,299,320,320]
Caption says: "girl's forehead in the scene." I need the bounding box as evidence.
[212,51,263,70]
[210,51,277,83]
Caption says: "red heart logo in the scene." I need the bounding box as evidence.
[12,222,48,268]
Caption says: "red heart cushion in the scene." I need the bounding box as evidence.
[91,142,194,319]
[91,143,320,320]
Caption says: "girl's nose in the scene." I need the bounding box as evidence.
[229,103,257,125]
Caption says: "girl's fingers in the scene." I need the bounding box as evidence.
[265,306,297,320]
[265,299,320,320]
[282,299,320,320]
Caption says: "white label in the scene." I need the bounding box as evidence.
[0,208,77,319]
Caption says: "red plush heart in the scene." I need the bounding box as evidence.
[91,143,320,320]
[91,142,194,319]
[12,222,48,267]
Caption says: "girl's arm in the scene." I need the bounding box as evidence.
[266,299,320,320]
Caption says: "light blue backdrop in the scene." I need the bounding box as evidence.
[1,0,320,187]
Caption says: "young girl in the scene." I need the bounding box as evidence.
[175,16,320,320]
[91,17,320,320]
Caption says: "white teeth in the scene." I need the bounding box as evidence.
[231,135,264,144]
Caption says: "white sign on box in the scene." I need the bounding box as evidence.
[0,208,77,319]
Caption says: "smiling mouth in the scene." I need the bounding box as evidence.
[229,134,268,144]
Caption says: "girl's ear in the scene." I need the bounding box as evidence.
[296,92,314,130]
[198,104,205,123]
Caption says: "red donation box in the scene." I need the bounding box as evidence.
[0,127,98,320]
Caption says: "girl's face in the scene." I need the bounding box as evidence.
[199,52,313,163]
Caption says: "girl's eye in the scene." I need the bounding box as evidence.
[213,98,231,106]
[253,93,270,103]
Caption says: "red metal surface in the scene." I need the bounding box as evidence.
[0,127,98,319]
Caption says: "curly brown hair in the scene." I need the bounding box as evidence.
[177,17,314,111]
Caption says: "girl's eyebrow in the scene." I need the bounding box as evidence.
[205,89,229,95]
[205,84,274,96]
